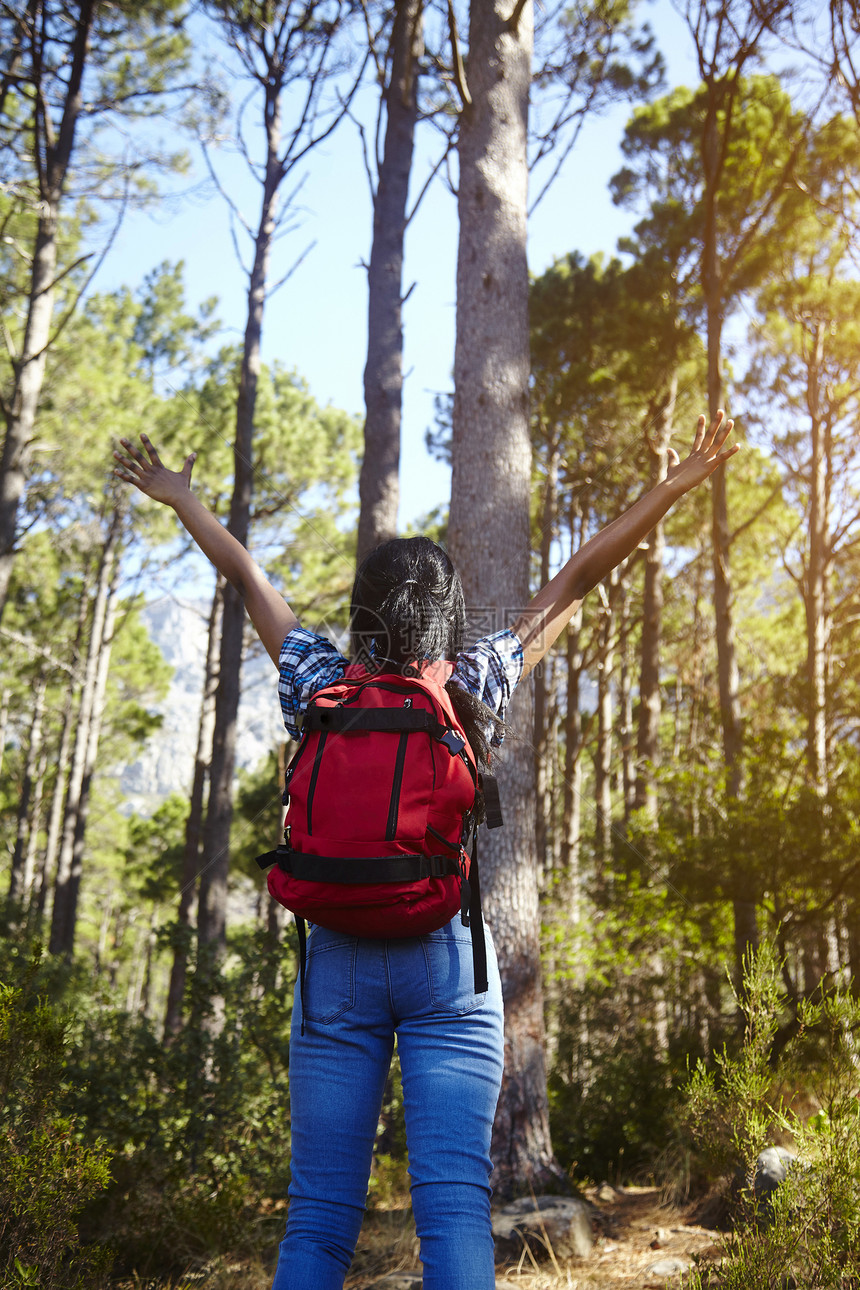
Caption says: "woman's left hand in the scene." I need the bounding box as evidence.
[113,434,197,509]
[665,411,739,495]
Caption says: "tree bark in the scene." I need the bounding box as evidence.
[196,82,282,976]
[0,687,8,777]
[35,585,90,926]
[635,382,676,820]
[533,432,559,876]
[357,0,424,564]
[49,508,121,957]
[448,0,560,1197]
[804,321,830,796]
[164,576,223,1040]
[594,578,616,879]
[561,605,584,922]
[22,746,48,913]
[618,581,635,820]
[689,0,775,982]
[7,671,46,908]
[0,0,96,623]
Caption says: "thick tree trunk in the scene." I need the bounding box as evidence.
[357,0,423,564]
[164,576,223,1040]
[0,0,96,622]
[448,0,560,1197]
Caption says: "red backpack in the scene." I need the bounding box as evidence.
[257,663,500,997]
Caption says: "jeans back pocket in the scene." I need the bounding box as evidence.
[421,928,487,1015]
[303,927,358,1024]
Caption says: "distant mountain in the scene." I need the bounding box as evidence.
[119,596,285,816]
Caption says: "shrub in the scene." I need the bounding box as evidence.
[684,941,860,1288]
[0,953,114,1288]
[67,926,295,1277]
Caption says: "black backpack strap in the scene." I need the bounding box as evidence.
[259,848,461,883]
[304,702,470,758]
[457,818,487,995]
[295,914,308,1037]
[480,773,504,829]
[464,833,488,995]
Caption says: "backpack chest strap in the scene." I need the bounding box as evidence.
[303,705,462,750]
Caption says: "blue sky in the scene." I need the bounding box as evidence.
[102,0,699,527]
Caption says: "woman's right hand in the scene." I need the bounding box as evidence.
[113,434,197,508]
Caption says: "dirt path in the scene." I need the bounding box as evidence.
[556,1185,721,1288]
[345,1186,721,1289]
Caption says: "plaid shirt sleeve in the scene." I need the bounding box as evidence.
[450,628,524,743]
[278,626,347,741]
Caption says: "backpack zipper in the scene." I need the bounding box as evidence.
[305,729,328,833]
[386,712,410,839]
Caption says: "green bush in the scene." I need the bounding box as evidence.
[0,954,114,1289]
[549,1032,681,1183]
[66,926,295,1277]
[684,941,860,1288]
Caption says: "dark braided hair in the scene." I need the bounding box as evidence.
[350,537,504,770]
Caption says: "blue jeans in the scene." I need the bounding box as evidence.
[270,915,505,1289]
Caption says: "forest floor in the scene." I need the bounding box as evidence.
[191,1186,719,1288]
[136,1185,723,1288]
[345,1185,722,1288]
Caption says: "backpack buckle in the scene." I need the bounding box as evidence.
[458,849,472,926]
[440,728,466,755]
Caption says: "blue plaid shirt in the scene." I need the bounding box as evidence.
[278,626,524,743]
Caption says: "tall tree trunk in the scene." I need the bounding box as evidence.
[635,383,676,820]
[63,578,119,956]
[618,581,636,820]
[697,31,758,983]
[0,687,9,776]
[561,605,584,922]
[0,0,96,622]
[357,0,423,564]
[7,671,46,908]
[23,746,48,913]
[534,432,559,875]
[49,509,121,957]
[164,576,223,1040]
[805,322,830,796]
[594,578,616,879]
[34,585,88,928]
[448,0,560,1197]
[196,83,283,986]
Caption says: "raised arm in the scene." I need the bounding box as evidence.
[511,411,738,676]
[113,434,297,667]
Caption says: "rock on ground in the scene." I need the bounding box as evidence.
[492,1194,596,1262]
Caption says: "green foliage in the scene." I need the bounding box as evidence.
[684,943,860,1288]
[612,75,806,320]
[545,858,733,1184]
[126,795,189,903]
[62,926,296,1276]
[0,952,114,1288]
[549,1029,680,1185]
[231,750,285,882]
